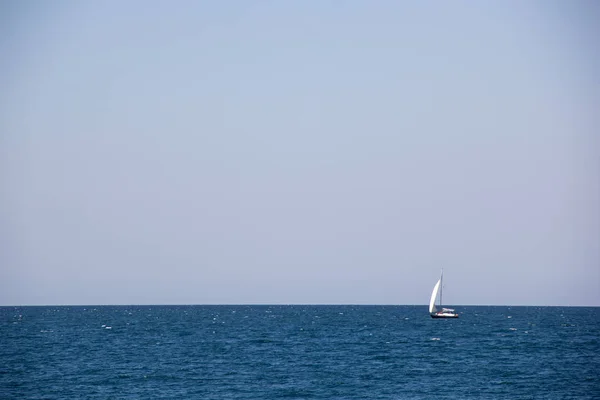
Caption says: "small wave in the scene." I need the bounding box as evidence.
[509,328,517,331]
[431,337,441,341]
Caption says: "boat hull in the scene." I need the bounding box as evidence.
[430,313,459,318]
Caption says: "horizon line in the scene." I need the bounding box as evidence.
[1,303,599,308]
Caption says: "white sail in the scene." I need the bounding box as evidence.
[429,278,441,314]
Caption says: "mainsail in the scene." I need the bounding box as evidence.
[429,278,441,314]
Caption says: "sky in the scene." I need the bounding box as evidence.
[1,1,598,306]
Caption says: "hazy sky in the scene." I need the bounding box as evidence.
[1,1,598,306]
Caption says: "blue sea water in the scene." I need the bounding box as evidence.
[1,305,599,399]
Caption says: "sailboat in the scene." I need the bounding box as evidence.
[429,269,459,318]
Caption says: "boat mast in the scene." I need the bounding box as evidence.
[440,269,443,307]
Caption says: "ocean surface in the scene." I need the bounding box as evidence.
[1,305,599,399]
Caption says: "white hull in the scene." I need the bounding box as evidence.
[430,312,459,318]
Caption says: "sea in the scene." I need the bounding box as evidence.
[1,305,599,399]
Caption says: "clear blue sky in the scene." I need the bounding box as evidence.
[1,1,598,306]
